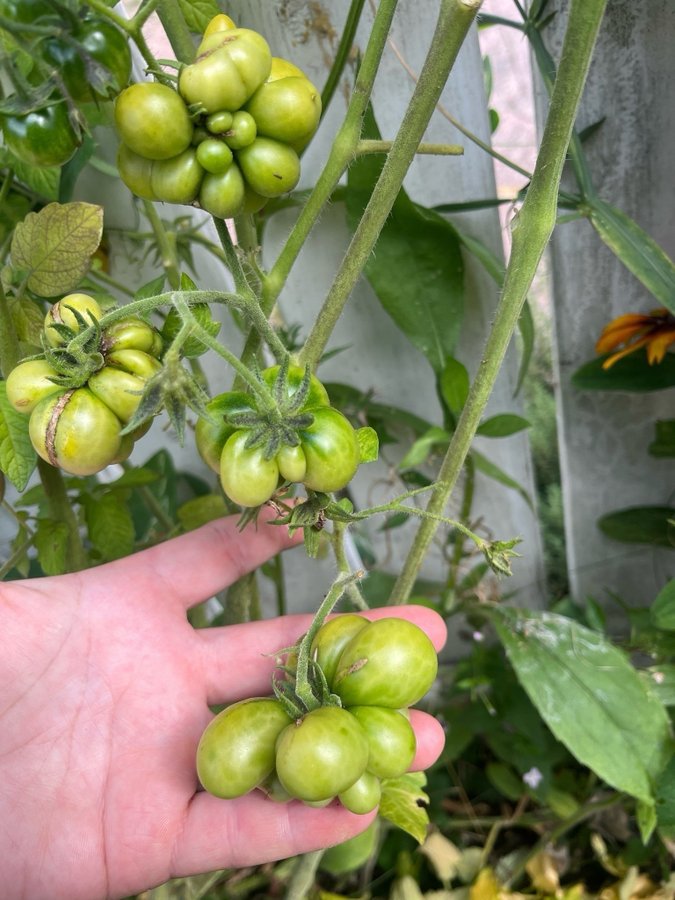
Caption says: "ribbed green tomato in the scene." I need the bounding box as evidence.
[195,391,256,474]
[338,771,381,815]
[236,137,300,198]
[44,293,102,347]
[267,57,305,82]
[205,110,234,134]
[5,359,61,414]
[102,317,162,356]
[88,350,160,423]
[117,143,156,200]
[246,76,321,145]
[298,406,360,493]
[29,388,122,476]
[199,163,246,219]
[260,364,330,409]
[150,148,204,204]
[223,110,256,149]
[196,698,293,799]
[333,618,438,708]
[220,430,279,507]
[310,614,369,687]
[348,706,416,778]
[275,707,369,803]
[114,83,193,160]
[179,28,271,113]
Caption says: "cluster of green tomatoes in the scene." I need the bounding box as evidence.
[114,13,321,218]
[5,294,163,476]
[196,365,363,508]
[197,615,439,812]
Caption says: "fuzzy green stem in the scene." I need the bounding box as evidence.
[356,139,464,156]
[320,0,367,115]
[156,0,195,63]
[390,0,608,605]
[299,0,482,369]
[213,218,257,302]
[262,0,399,316]
[36,459,88,572]
[331,523,368,610]
[285,850,324,900]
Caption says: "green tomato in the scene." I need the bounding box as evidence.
[333,617,438,708]
[310,614,369,687]
[202,13,237,37]
[223,110,257,150]
[195,391,256,474]
[205,110,234,134]
[276,444,306,483]
[260,364,330,409]
[150,148,204,204]
[320,820,380,876]
[88,351,160,424]
[117,143,157,200]
[179,28,272,114]
[298,406,360,493]
[196,698,293,799]
[29,388,122,476]
[242,183,268,215]
[246,76,321,145]
[0,0,52,23]
[236,137,300,198]
[44,293,102,347]
[338,770,381,815]
[103,317,162,356]
[275,707,369,803]
[104,349,161,381]
[114,83,193,160]
[348,706,416,778]
[2,99,80,168]
[199,163,246,220]
[195,138,233,174]
[5,359,61,414]
[220,430,279,507]
[267,57,306,82]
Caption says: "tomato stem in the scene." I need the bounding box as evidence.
[156,0,195,65]
[390,0,609,604]
[319,0,367,117]
[36,458,88,572]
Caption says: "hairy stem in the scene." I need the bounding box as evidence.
[390,0,608,604]
[285,850,324,900]
[320,0,367,115]
[143,201,182,290]
[37,459,88,572]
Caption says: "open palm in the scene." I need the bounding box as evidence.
[0,513,446,900]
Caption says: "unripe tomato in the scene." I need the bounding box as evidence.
[338,770,381,815]
[88,351,160,423]
[202,13,237,37]
[223,110,256,150]
[196,698,293,799]
[199,163,246,220]
[105,349,161,380]
[0,0,52,23]
[117,143,156,201]
[5,359,61,414]
[103,317,162,356]
[236,137,300,198]
[333,618,438,708]
[205,110,234,134]
[114,83,193,160]
[2,99,80,168]
[195,138,233,175]
[220,430,279,507]
[276,444,306,483]
[242,184,268,215]
[29,388,122,476]
[112,431,135,464]
[44,293,102,347]
[150,148,204,204]
[320,820,380,876]
[268,57,306,82]
[246,76,321,145]
[179,28,272,114]
[310,614,369,686]
[195,391,255,473]
[260,364,330,409]
[275,706,369,802]
[348,706,416,778]
[298,406,360,493]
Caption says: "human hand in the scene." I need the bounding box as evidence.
[0,512,446,900]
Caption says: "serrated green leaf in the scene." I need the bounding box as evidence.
[177,493,228,531]
[34,517,70,575]
[0,381,36,490]
[476,413,531,438]
[9,156,60,201]
[598,506,675,548]
[10,202,103,297]
[399,426,450,470]
[440,357,469,415]
[346,107,463,374]
[588,197,675,314]
[10,297,45,346]
[162,302,220,358]
[83,491,134,561]
[471,449,532,508]
[177,0,220,33]
[379,772,430,844]
[649,420,675,458]
[355,426,378,463]
[572,349,675,392]
[487,607,674,804]
[651,579,675,631]
[134,274,166,301]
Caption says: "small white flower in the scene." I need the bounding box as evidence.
[652,671,665,684]
[522,766,543,789]
[472,630,484,642]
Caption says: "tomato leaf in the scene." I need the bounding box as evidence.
[34,517,70,576]
[177,493,228,531]
[572,350,675,392]
[651,579,675,631]
[9,296,44,347]
[7,154,60,201]
[645,666,675,707]
[440,357,469,415]
[399,426,450,470]
[0,381,36,491]
[476,413,531,438]
[355,426,379,463]
[177,0,221,34]
[83,491,134,561]
[637,800,657,845]
[345,107,464,374]
[598,506,675,548]
[487,607,674,804]
[380,771,430,844]
[471,449,532,508]
[10,201,103,297]
[654,753,675,839]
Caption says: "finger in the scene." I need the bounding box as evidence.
[196,605,447,705]
[172,791,376,877]
[72,510,303,611]
[408,709,446,771]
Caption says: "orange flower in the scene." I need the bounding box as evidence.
[595,308,675,369]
